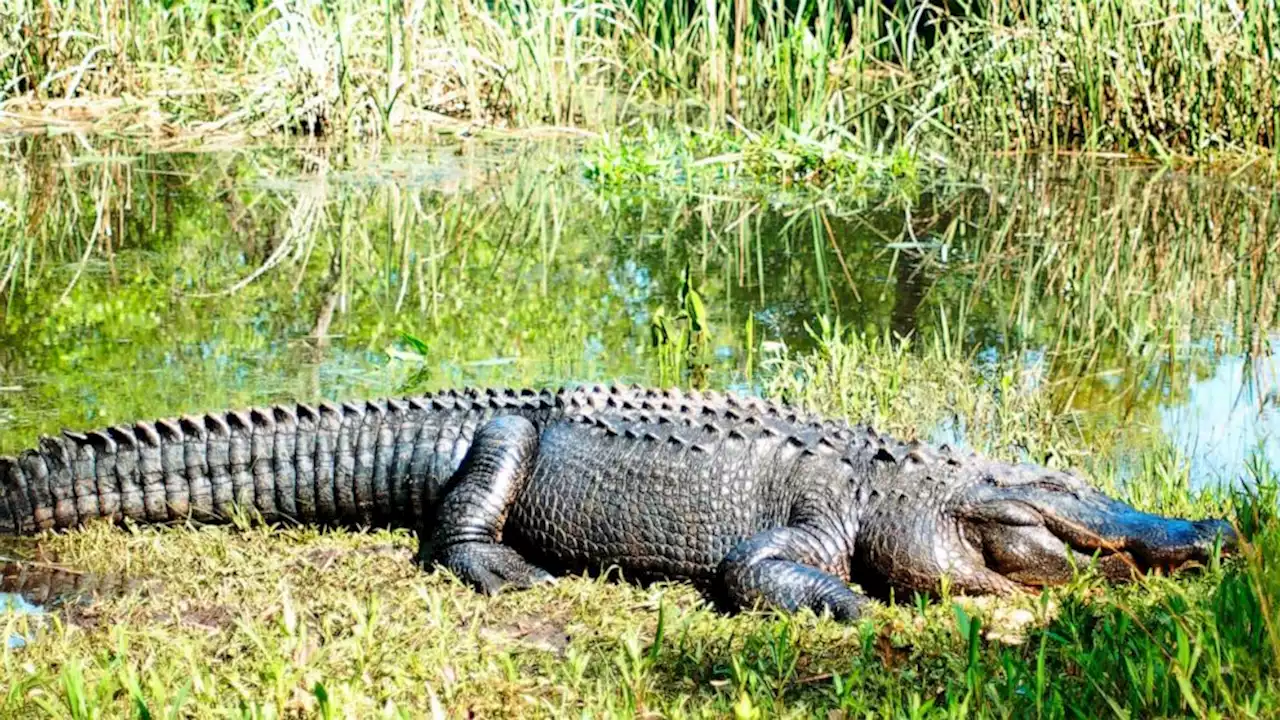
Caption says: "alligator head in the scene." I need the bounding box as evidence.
[853,456,1237,597]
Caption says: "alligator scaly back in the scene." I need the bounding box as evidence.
[0,385,903,536]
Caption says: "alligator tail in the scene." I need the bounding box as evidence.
[0,399,441,536]
[1,559,134,608]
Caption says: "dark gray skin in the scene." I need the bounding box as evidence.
[0,386,1236,620]
[1,560,135,608]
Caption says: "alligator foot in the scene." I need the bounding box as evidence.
[421,415,554,596]
[434,542,555,595]
[719,527,869,622]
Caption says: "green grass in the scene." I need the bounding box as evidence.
[2,0,1278,160]
[2,325,1277,718]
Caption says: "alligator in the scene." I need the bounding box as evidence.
[0,385,1236,620]
[2,559,135,609]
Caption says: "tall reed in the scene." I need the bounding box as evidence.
[3,0,1277,156]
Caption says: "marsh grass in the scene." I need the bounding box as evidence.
[3,0,1278,158]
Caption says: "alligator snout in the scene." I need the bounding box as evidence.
[1038,502,1238,574]
[955,471,1238,588]
[1057,516,1236,583]
[1123,517,1238,572]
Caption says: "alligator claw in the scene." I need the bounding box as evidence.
[436,542,555,596]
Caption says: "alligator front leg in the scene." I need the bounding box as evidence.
[718,527,868,621]
[418,415,555,595]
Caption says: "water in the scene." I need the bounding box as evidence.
[1,538,43,647]
[0,552,129,649]
[1161,343,1280,483]
[0,138,1277,612]
[3,593,39,649]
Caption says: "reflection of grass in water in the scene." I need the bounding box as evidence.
[649,266,712,388]
[0,143,1277,455]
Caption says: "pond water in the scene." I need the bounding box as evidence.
[0,137,1277,613]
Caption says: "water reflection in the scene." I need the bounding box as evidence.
[2,565,46,645]
[1162,338,1280,485]
[1,539,45,647]
[3,592,39,649]
[0,138,1276,492]
[0,557,138,649]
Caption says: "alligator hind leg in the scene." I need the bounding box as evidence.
[418,415,555,595]
[718,527,868,621]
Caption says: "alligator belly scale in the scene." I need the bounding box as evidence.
[0,385,1236,620]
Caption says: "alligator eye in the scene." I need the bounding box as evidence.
[1029,479,1070,493]
[982,475,999,487]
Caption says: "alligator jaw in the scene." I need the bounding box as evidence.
[1038,508,1237,582]
[956,473,1238,589]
